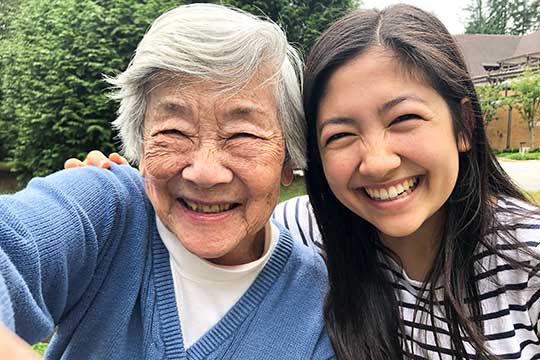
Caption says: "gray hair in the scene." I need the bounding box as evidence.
[107,3,306,169]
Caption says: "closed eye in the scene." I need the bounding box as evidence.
[391,113,422,125]
[325,132,353,146]
[229,132,259,140]
[158,129,186,137]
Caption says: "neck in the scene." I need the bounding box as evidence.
[379,211,444,282]
[210,225,267,266]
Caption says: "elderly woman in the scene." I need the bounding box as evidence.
[0,4,333,359]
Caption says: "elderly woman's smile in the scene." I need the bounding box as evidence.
[179,198,240,214]
[140,77,290,266]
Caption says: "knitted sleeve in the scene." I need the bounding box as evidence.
[272,195,323,252]
[0,164,146,343]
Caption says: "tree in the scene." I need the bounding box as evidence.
[222,0,358,56]
[508,68,540,148]
[465,0,490,34]
[0,0,21,162]
[0,0,180,179]
[507,0,540,35]
[465,0,539,34]
[0,0,20,38]
[476,82,505,125]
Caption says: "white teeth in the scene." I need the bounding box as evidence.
[183,200,234,213]
[364,177,419,201]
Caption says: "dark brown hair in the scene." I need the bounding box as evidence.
[303,4,535,359]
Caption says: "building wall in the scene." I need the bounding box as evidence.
[485,107,540,150]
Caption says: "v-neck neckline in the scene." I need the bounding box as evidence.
[151,222,294,359]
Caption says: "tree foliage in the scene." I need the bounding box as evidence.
[0,0,21,162]
[465,0,540,34]
[477,82,504,124]
[0,0,358,179]
[223,0,358,55]
[0,0,20,39]
[0,0,180,179]
[508,68,540,148]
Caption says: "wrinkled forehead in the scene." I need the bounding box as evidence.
[143,71,281,129]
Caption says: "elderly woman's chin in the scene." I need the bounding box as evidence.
[163,202,271,266]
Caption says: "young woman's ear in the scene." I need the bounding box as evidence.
[459,97,473,152]
[280,162,294,187]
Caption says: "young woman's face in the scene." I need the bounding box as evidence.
[316,48,468,242]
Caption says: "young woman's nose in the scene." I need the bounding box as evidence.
[181,146,233,188]
[357,145,401,179]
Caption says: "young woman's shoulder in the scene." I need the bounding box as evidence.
[474,197,540,353]
[272,195,323,251]
[494,197,540,239]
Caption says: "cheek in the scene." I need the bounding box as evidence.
[321,149,357,190]
[230,139,285,187]
[240,142,285,213]
[143,138,191,179]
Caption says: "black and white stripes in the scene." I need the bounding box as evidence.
[272,195,540,359]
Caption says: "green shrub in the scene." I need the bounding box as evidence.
[503,152,540,160]
[0,0,180,180]
[32,342,48,356]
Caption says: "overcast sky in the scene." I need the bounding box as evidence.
[362,0,472,34]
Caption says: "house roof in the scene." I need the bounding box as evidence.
[454,31,540,78]
[454,34,521,77]
[508,31,540,61]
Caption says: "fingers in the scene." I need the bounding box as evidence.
[64,151,126,170]
[86,150,110,169]
[64,158,84,169]
[108,153,128,165]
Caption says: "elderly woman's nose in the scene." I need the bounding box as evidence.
[181,147,234,188]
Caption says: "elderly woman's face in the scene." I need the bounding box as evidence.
[141,76,289,265]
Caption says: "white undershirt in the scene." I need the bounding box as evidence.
[156,217,278,349]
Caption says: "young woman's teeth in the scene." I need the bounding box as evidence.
[364,177,418,201]
[183,199,235,213]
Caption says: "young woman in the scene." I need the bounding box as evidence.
[275,4,540,359]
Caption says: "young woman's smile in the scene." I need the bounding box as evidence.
[317,47,469,242]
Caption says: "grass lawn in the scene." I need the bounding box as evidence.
[279,176,306,202]
[525,191,540,205]
[497,151,540,160]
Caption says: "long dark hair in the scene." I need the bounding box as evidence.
[303,5,537,359]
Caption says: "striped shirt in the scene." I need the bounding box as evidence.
[272,195,540,359]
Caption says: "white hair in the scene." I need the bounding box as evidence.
[107,3,306,169]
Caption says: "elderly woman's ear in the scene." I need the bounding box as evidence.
[280,163,294,187]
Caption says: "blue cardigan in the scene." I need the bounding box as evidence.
[0,165,334,359]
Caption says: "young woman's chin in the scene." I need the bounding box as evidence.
[373,222,421,240]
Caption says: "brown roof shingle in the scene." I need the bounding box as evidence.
[454,34,521,77]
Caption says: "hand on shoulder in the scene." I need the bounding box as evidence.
[64,151,128,170]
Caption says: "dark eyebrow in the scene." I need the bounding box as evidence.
[225,105,270,128]
[318,117,356,133]
[378,95,427,115]
[156,100,193,117]
[226,105,267,118]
